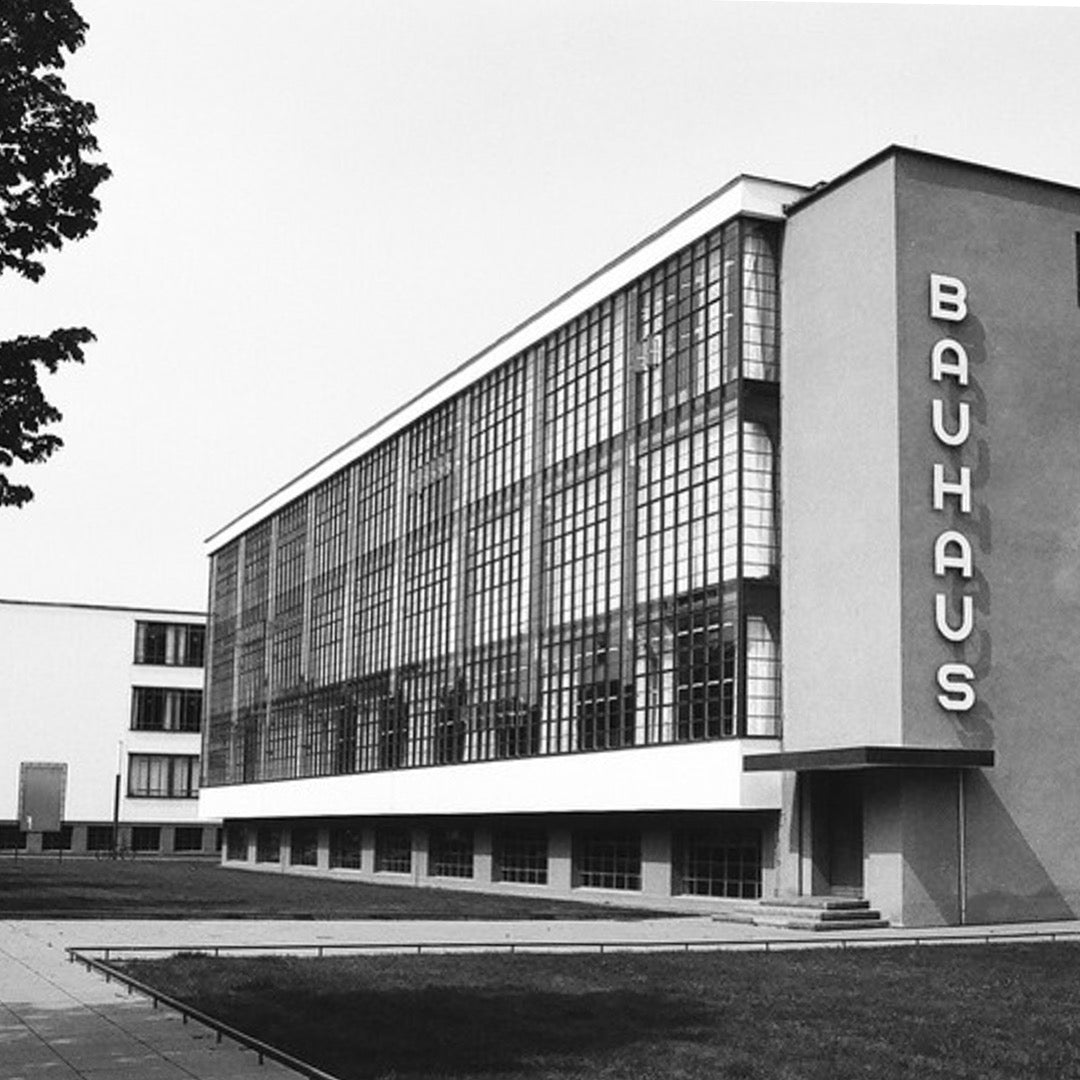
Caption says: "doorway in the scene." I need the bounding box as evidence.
[813,771,864,896]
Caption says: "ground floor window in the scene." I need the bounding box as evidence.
[573,830,641,890]
[493,828,548,885]
[225,824,248,861]
[0,824,27,850]
[673,829,761,899]
[329,826,363,869]
[290,826,319,866]
[132,826,161,853]
[374,826,411,873]
[174,826,205,853]
[428,827,474,878]
[425,825,473,876]
[86,825,114,851]
[256,826,282,863]
[41,825,73,851]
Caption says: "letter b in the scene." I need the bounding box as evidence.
[930,274,968,322]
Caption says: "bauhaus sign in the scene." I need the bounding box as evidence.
[928,273,978,713]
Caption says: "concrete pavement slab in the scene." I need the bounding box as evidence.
[0,921,297,1080]
[4,912,1080,1080]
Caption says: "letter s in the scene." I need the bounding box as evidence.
[937,662,975,712]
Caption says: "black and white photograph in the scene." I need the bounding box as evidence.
[3,2,1080,1077]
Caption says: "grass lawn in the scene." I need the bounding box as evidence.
[0,858,653,920]
[118,943,1080,1080]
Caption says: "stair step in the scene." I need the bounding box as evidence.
[758,896,870,911]
[756,906,883,922]
[747,895,890,931]
[754,907,882,923]
[757,917,892,932]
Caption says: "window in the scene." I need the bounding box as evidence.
[574,830,641,890]
[329,826,363,869]
[493,828,548,885]
[134,621,206,666]
[131,687,203,732]
[674,829,761,899]
[741,223,780,381]
[476,698,541,761]
[255,826,282,863]
[0,824,26,850]
[577,677,635,751]
[42,825,72,851]
[290,826,319,866]
[173,826,204,853]
[127,754,199,798]
[86,825,114,852]
[225,824,248,861]
[374,826,411,873]
[132,826,161,853]
[433,683,466,765]
[428,827,474,878]
[201,218,781,782]
[745,614,780,737]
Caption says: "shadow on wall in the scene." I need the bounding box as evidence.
[963,770,1076,924]
[897,769,962,927]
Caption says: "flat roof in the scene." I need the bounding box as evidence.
[0,597,205,619]
[205,172,810,553]
[743,745,995,772]
[786,143,1080,217]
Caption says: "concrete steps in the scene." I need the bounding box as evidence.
[749,896,890,931]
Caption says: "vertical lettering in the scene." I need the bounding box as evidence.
[937,663,976,711]
[933,464,972,514]
[934,531,973,578]
[930,274,968,321]
[931,399,971,447]
[934,593,974,643]
[931,339,970,385]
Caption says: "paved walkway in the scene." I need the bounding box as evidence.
[4,915,1080,1079]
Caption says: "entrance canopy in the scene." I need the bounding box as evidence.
[743,745,994,772]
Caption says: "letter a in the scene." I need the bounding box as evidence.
[930,274,968,322]
[934,531,973,578]
[931,339,969,386]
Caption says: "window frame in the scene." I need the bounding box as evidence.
[126,754,200,799]
[134,621,206,667]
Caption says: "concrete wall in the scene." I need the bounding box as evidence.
[0,600,207,835]
[893,154,1080,922]
[780,150,1080,925]
[781,155,904,749]
[199,737,783,821]
[218,809,779,915]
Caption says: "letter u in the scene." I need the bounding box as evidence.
[935,593,974,642]
[932,399,971,447]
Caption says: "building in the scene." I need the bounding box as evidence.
[0,599,218,857]
[200,147,1080,926]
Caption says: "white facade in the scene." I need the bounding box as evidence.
[199,739,782,821]
[0,599,217,855]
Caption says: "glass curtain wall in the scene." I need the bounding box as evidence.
[203,218,781,786]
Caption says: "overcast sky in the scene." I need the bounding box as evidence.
[1,0,1078,612]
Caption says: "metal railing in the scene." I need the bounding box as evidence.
[69,926,1080,965]
[67,949,343,1080]
[66,927,1080,1078]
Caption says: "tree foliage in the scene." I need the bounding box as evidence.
[0,0,109,507]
